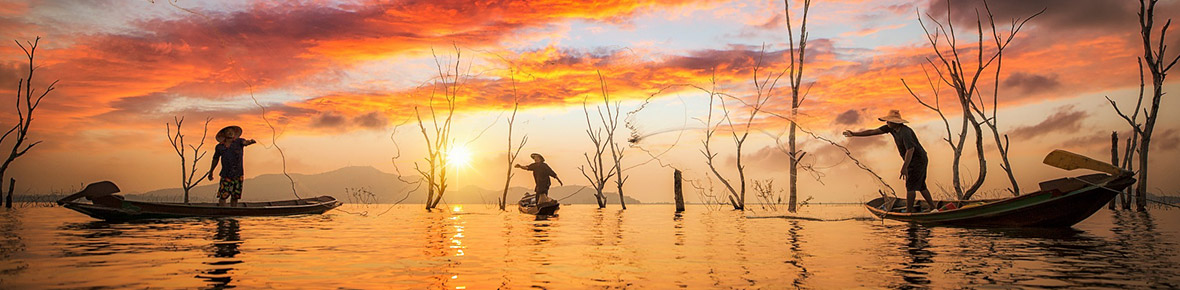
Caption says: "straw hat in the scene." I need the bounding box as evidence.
[530,153,545,162]
[878,110,909,124]
[215,126,243,143]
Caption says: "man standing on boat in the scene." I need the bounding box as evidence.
[515,153,563,205]
[843,110,937,213]
[207,126,257,207]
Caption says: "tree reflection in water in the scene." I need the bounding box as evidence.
[784,220,809,288]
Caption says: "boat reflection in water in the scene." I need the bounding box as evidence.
[197,218,242,289]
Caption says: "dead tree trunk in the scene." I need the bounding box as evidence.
[599,72,629,210]
[906,1,1041,200]
[701,45,783,211]
[783,0,811,213]
[415,46,463,210]
[1,37,56,209]
[699,71,743,210]
[580,99,615,209]
[1109,59,1147,210]
[500,67,527,211]
[167,116,212,204]
[978,6,1025,196]
[4,179,12,209]
[580,70,627,209]
[1133,0,1178,211]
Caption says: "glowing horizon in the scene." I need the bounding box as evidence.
[1,0,1178,203]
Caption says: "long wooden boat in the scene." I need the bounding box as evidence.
[57,181,343,221]
[866,172,1134,227]
[518,194,560,216]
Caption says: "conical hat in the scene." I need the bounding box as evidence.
[877,110,908,124]
[215,126,243,143]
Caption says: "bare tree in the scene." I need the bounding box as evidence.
[500,67,528,211]
[579,74,618,209]
[700,50,782,210]
[902,1,1041,200]
[599,71,629,209]
[2,37,57,209]
[699,76,742,209]
[415,45,465,210]
[1108,0,1179,211]
[971,2,1036,196]
[783,0,811,212]
[1107,60,1146,210]
[166,116,212,203]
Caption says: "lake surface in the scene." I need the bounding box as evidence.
[1,204,1178,289]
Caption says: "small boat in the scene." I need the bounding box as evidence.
[865,150,1135,228]
[57,181,343,221]
[518,194,559,216]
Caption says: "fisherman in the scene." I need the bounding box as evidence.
[843,110,937,213]
[207,126,257,207]
[515,153,563,205]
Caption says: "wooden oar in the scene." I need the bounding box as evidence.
[56,181,120,205]
[1042,150,1128,176]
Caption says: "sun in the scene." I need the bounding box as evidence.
[447,144,474,168]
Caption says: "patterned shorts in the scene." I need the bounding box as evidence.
[218,177,243,199]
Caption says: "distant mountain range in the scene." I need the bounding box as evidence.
[128,166,642,205]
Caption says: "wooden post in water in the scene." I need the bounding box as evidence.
[674,169,685,212]
[5,178,13,209]
[1109,132,1119,210]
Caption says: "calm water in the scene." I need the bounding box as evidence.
[1,204,1178,289]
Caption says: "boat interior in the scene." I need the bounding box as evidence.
[130,196,338,207]
[867,173,1113,214]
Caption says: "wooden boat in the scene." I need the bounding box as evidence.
[865,150,1136,228]
[57,181,343,221]
[518,194,560,216]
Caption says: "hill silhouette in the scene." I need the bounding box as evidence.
[130,166,641,205]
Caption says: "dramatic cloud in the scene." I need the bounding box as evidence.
[311,112,347,128]
[1009,106,1088,139]
[833,109,862,125]
[1003,72,1061,95]
[926,0,1137,32]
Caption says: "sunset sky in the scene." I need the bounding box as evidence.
[1,0,1178,203]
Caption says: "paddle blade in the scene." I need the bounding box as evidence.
[57,181,120,205]
[1043,150,1126,175]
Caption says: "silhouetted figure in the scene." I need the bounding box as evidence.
[515,153,563,205]
[207,126,257,207]
[844,110,937,213]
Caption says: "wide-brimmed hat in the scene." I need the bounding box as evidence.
[530,153,545,162]
[878,110,908,124]
[215,126,243,143]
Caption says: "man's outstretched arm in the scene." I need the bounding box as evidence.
[843,128,886,137]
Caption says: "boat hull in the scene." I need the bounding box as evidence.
[865,173,1134,228]
[62,196,343,221]
[519,203,560,216]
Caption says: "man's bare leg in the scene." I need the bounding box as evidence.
[919,189,937,211]
[218,198,227,207]
[906,191,916,213]
[230,197,239,207]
